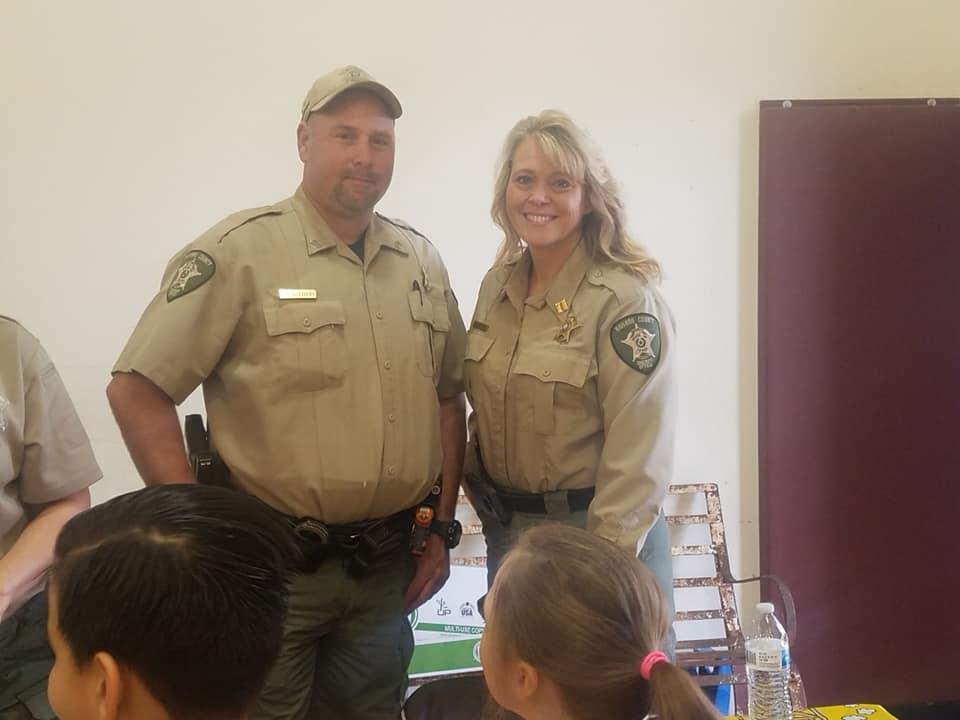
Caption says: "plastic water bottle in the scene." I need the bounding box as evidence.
[746,602,792,720]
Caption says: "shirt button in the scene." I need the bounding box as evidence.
[302,317,312,327]
[542,369,551,377]
[384,360,392,370]
[388,413,396,422]
[387,465,397,476]
[376,311,384,319]
[593,270,603,278]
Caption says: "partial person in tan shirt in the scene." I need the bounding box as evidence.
[0,316,101,718]
[463,110,676,652]
[106,66,467,720]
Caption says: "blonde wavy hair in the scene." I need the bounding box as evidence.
[491,110,661,281]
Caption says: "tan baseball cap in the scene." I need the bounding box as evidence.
[301,65,402,121]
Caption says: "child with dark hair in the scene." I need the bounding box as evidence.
[479,524,719,720]
[45,483,300,720]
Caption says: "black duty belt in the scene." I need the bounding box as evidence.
[285,506,414,576]
[494,485,596,515]
[328,509,413,545]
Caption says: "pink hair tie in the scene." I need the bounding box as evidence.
[639,650,669,680]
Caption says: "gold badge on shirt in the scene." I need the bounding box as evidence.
[554,314,582,344]
[553,298,582,344]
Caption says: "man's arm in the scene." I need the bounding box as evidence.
[106,372,194,486]
[0,489,90,620]
[435,393,466,521]
[404,393,466,612]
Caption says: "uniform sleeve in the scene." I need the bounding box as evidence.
[112,240,243,404]
[435,261,466,400]
[19,342,102,504]
[586,288,678,553]
[462,267,501,477]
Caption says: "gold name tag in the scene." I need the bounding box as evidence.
[277,288,318,300]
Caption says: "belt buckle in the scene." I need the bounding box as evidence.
[544,491,569,517]
[340,533,362,553]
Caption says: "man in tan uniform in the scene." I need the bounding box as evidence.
[106,66,467,720]
[0,316,101,719]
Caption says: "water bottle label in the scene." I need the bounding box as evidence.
[754,647,789,670]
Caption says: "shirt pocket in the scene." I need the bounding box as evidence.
[512,349,595,435]
[263,300,347,391]
[408,290,450,378]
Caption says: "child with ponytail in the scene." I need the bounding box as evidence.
[479,524,719,720]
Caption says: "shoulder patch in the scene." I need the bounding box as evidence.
[376,213,431,243]
[610,313,661,374]
[167,250,216,302]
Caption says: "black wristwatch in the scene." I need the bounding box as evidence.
[430,519,462,549]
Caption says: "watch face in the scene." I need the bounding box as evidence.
[449,520,462,547]
[431,520,463,548]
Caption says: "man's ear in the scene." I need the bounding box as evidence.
[297,121,310,161]
[90,651,123,720]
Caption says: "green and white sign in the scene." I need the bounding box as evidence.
[408,564,486,678]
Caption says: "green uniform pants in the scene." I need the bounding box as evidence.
[253,548,415,720]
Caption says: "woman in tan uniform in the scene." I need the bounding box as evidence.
[463,110,676,639]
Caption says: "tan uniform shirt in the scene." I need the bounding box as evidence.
[114,188,466,523]
[0,317,102,614]
[463,242,677,551]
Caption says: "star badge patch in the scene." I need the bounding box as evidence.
[610,313,661,374]
[167,250,216,302]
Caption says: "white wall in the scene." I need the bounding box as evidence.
[2,0,958,586]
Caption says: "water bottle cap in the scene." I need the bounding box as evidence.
[756,601,775,614]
